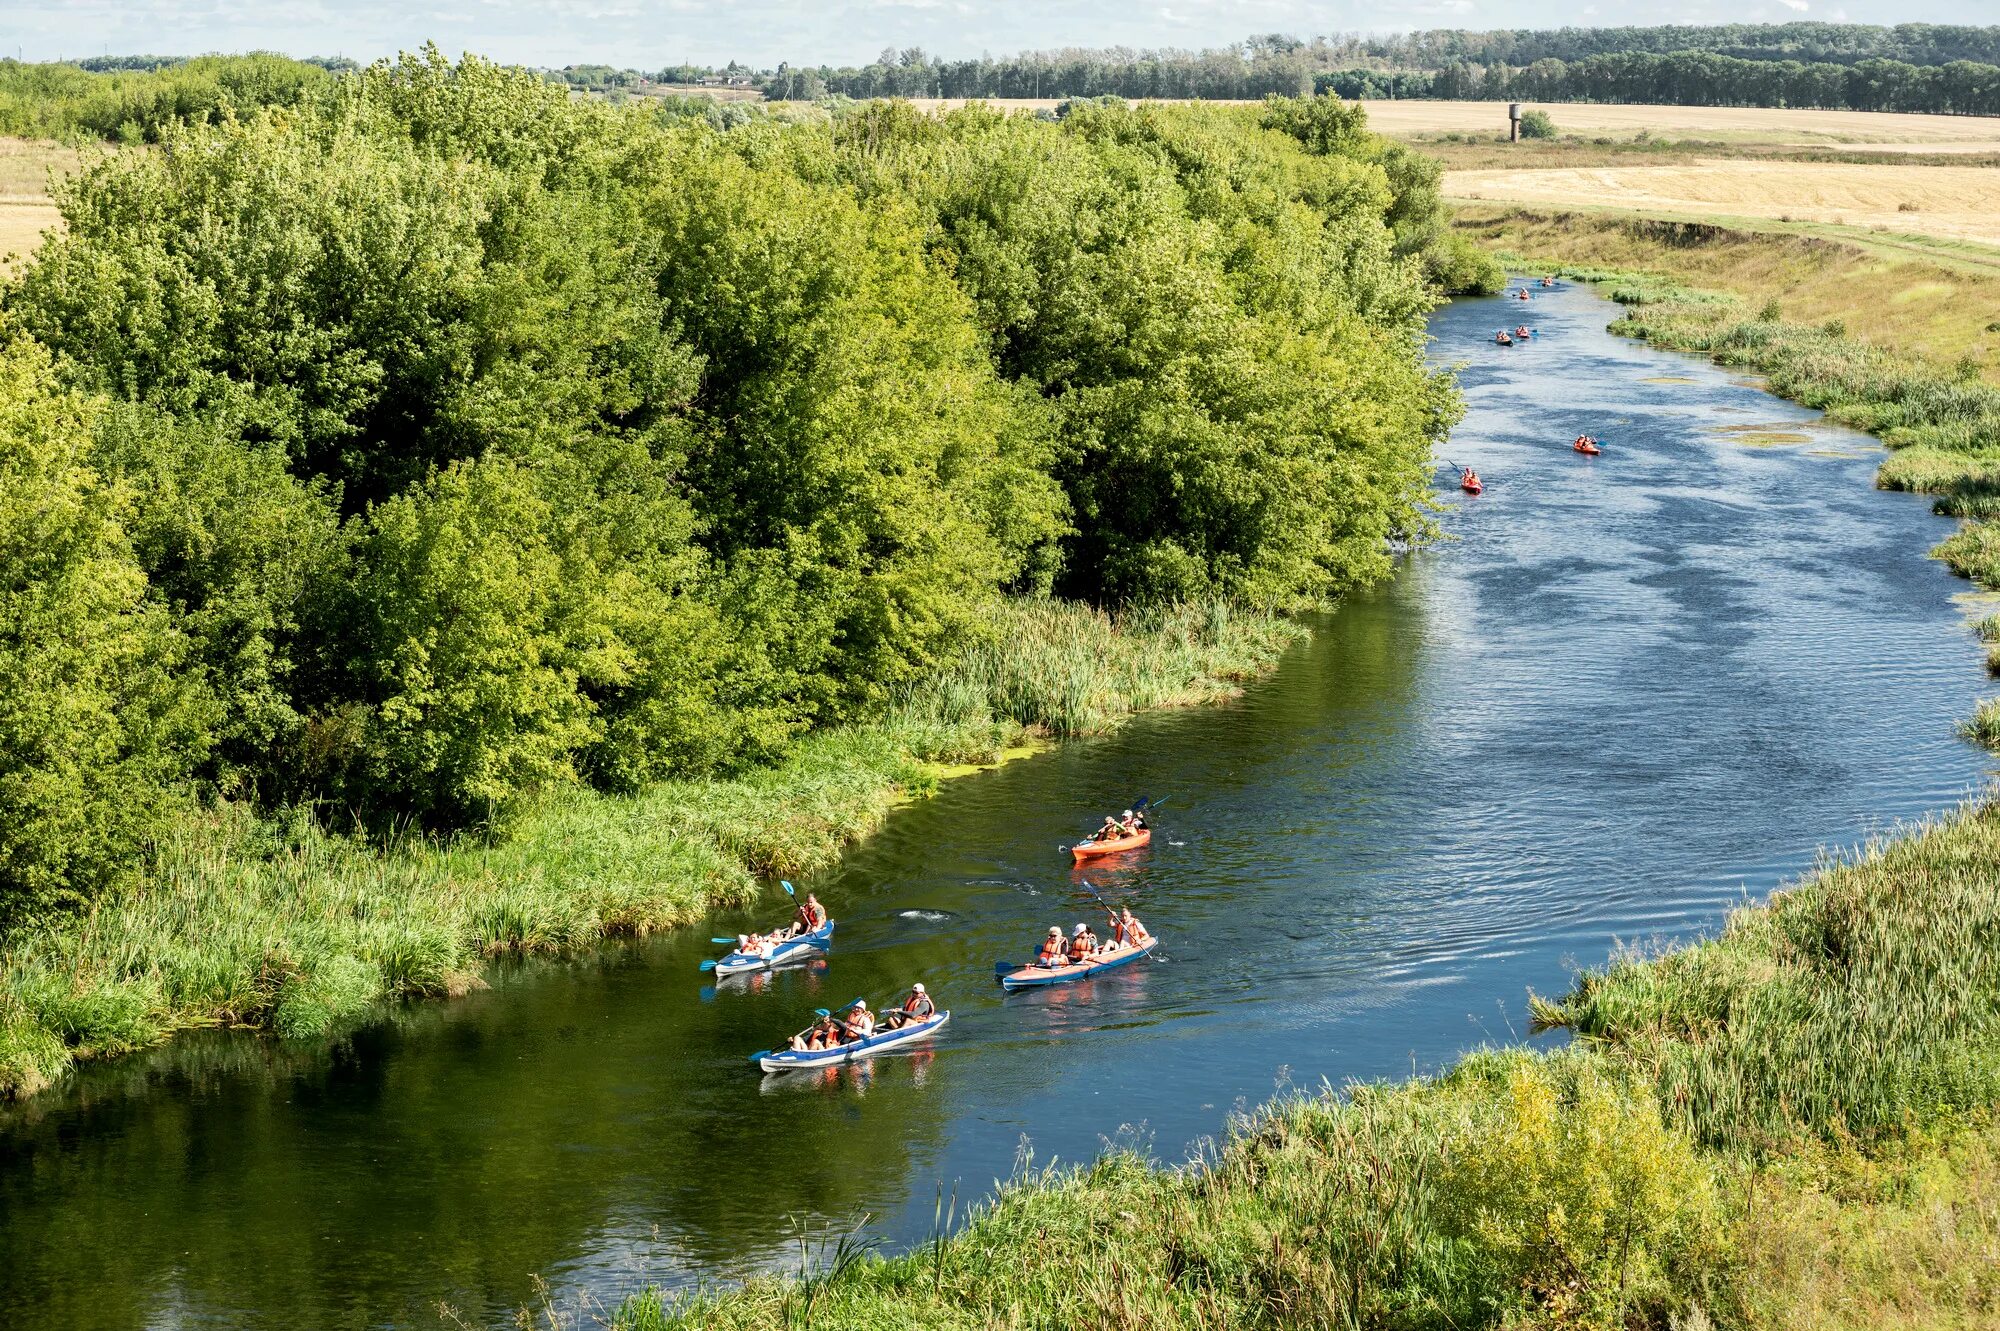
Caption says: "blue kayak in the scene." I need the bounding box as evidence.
[710,919,834,977]
[997,936,1158,989]
[754,1010,950,1072]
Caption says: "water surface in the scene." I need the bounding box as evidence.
[2,283,1987,1328]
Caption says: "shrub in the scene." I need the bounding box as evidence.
[1519,108,1559,139]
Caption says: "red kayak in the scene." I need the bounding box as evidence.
[1460,469,1483,495]
[1071,827,1151,860]
[1574,440,1601,456]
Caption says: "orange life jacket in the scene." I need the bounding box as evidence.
[1068,934,1092,962]
[904,993,934,1017]
[1037,937,1064,965]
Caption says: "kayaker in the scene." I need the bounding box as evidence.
[1108,906,1149,946]
[845,1001,876,1042]
[790,1011,838,1052]
[1094,814,1123,843]
[1068,923,1097,962]
[884,983,935,1029]
[789,893,828,937]
[1036,926,1069,967]
[1462,467,1480,490]
[1117,809,1139,835]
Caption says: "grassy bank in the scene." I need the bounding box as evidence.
[0,598,1303,1100]
[1453,207,2000,382]
[597,807,2000,1331]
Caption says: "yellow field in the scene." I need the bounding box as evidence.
[1362,99,2000,146]
[0,139,73,274]
[900,97,2000,147]
[1444,160,2000,249]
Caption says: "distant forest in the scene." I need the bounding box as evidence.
[542,24,2000,116]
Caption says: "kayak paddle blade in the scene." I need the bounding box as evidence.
[781,880,796,897]
[699,960,718,972]
[993,960,1023,976]
[748,1050,771,1063]
[710,937,738,945]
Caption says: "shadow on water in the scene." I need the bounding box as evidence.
[0,281,1990,1328]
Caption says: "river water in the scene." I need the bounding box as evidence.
[1,283,1989,1329]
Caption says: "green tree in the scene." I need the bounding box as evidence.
[0,338,209,928]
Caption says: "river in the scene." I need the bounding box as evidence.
[0,282,1988,1329]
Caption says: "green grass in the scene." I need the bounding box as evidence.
[0,597,1303,1099]
[616,1048,1725,1331]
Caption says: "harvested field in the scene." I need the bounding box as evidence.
[1445,161,2000,249]
[895,98,2000,148]
[1362,100,2000,144]
[0,140,72,274]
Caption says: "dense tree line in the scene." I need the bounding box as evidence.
[1318,51,2000,116]
[0,54,1459,925]
[739,28,2000,116]
[1328,23,2000,70]
[0,54,337,141]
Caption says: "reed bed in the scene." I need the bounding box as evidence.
[1537,807,2000,1151]
[0,597,1300,1099]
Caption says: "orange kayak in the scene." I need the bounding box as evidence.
[1071,827,1151,860]
[1461,478,1483,495]
[1574,441,1601,455]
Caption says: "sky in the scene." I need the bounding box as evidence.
[1,0,1991,70]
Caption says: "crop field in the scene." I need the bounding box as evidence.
[1360,99,2000,146]
[0,139,72,273]
[902,97,2000,147]
[1444,160,2000,249]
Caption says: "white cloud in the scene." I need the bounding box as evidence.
[1776,0,1809,10]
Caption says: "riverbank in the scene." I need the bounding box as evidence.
[0,598,1303,1101]
[605,806,2000,1331]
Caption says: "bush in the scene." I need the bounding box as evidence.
[0,339,209,930]
[1519,108,1559,139]
[1424,230,1508,296]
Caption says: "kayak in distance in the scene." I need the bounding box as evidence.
[995,936,1160,990]
[1573,436,1602,456]
[754,1010,951,1073]
[1460,467,1484,495]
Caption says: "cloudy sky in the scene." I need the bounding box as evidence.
[2,0,1989,69]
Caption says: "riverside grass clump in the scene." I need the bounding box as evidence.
[1536,806,2000,1152]
[615,1049,1727,1331]
[0,597,1298,1100]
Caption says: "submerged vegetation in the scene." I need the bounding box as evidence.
[607,807,2000,1330]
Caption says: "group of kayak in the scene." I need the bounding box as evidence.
[719,799,1163,1075]
[1460,431,1603,496]
[1493,324,1537,346]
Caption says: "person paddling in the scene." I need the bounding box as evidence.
[790,892,828,937]
[844,1000,876,1042]
[1107,906,1149,947]
[789,1011,838,1052]
[884,983,935,1029]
